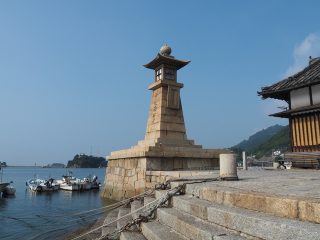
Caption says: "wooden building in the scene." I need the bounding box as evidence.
[259,57,320,154]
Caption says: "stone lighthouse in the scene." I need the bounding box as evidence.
[102,45,228,200]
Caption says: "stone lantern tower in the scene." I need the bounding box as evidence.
[143,44,191,144]
[102,45,228,200]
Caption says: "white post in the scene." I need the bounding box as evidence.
[242,151,247,170]
[219,154,238,180]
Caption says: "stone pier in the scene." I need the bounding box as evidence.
[102,45,229,200]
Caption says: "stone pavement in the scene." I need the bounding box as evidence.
[185,168,320,199]
[169,167,320,225]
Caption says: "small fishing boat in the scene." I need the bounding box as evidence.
[89,175,100,190]
[79,177,92,190]
[26,178,60,192]
[0,182,9,193]
[0,162,14,196]
[78,175,101,190]
[57,172,100,191]
[58,180,81,191]
[4,184,16,195]
[56,173,81,191]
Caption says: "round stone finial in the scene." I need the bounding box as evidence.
[159,44,172,56]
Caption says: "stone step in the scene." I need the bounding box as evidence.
[157,207,246,240]
[131,199,144,219]
[172,194,320,240]
[117,207,132,230]
[155,190,167,200]
[172,194,213,220]
[143,196,157,218]
[173,182,320,224]
[120,231,147,240]
[101,208,119,237]
[130,199,145,231]
[144,196,156,207]
[141,220,188,240]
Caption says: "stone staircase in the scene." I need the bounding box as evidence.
[115,182,320,240]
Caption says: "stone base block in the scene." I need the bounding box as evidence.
[101,155,219,200]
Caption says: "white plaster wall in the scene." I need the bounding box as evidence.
[312,84,320,104]
[290,87,310,109]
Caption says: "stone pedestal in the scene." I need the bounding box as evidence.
[102,45,229,200]
[101,145,228,200]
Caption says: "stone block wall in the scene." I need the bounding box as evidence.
[144,170,215,190]
[102,158,147,200]
[146,157,219,171]
[101,156,218,200]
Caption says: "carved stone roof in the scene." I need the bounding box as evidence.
[144,53,190,70]
[258,58,320,100]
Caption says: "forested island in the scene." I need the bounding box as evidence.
[43,163,66,168]
[67,154,107,168]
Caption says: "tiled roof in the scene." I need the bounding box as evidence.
[270,103,320,118]
[258,58,320,100]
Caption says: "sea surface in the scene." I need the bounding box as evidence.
[0,167,111,240]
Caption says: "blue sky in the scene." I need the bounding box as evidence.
[1,1,320,165]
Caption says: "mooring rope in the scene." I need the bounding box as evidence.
[99,180,217,240]
[72,178,218,240]
[72,189,154,216]
[71,193,162,240]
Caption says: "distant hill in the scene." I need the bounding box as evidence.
[43,163,66,168]
[251,126,290,158]
[231,124,290,159]
[232,125,285,152]
[67,154,107,168]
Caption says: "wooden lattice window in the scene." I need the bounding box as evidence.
[156,68,162,81]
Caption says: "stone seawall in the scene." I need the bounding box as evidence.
[101,157,217,200]
[102,158,147,200]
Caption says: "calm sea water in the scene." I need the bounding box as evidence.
[0,167,111,240]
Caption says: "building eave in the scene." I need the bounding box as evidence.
[270,103,320,118]
[259,58,320,100]
[259,80,320,101]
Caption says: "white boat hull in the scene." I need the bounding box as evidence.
[80,182,92,190]
[57,174,100,191]
[59,183,80,191]
[27,179,60,192]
